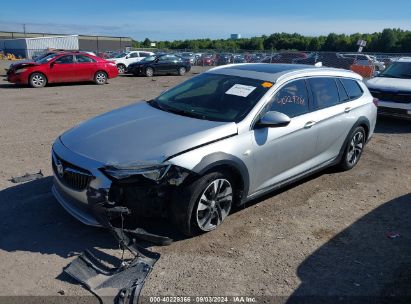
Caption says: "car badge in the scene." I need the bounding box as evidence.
[56,160,64,178]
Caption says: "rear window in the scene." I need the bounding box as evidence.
[340,79,363,100]
[308,77,340,109]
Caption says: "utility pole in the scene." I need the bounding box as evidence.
[23,24,26,37]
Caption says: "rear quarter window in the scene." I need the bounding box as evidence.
[341,79,363,100]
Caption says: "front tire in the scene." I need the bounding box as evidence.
[338,126,366,171]
[170,171,234,236]
[94,71,107,85]
[145,67,154,77]
[178,66,186,76]
[29,72,47,88]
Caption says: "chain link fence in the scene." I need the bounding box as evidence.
[1,47,410,78]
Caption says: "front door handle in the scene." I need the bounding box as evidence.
[344,107,352,113]
[304,121,316,128]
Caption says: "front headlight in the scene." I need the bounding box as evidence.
[15,68,27,74]
[102,163,171,181]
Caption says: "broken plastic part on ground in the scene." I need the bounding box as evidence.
[65,247,159,304]
[9,170,43,183]
[64,186,171,303]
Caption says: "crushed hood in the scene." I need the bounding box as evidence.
[366,77,411,92]
[10,61,40,69]
[60,102,237,165]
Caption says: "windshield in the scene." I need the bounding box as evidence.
[149,73,272,122]
[379,62,411,79]
[114,52,128,58]
[37,53,59,64]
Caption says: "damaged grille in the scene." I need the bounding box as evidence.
[370,90,411,104]
[52,152,93,191]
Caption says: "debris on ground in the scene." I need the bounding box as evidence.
[65,247,159,304]
[9,170,43,183]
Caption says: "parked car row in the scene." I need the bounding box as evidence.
[5,49,411,122]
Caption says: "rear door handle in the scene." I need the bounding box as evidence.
[304,121,316,128]
[344,107,352,113]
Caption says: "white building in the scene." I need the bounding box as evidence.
[0,35,79,59]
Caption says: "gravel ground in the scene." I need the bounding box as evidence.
[0,60,410,303]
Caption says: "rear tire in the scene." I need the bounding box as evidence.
[117,64,126,74]
[337,126,366,171]
[145,67,154,77]
[94,71,107,85]
[29,72,47,88]
[170,171,235,236]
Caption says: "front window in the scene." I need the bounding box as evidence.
[115,52,128,58]
[141,56,157,62]
[149,73,272,122]
[268,79,309,117]
[378,62,411,79]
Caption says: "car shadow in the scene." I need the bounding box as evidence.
[0,177,117,258]
[375,116,411,134]
[287,193,411,304]
[0,176,185,257]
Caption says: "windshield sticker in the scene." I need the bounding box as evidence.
[225,84,256,97]
[261,82,273,88]
[277,95,305,106]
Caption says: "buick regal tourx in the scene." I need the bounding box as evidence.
[52,64,377,236]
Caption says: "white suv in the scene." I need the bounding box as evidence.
[109,51,154,73]
[366,57,411,119]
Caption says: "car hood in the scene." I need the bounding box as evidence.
[60,102,237,165]
[366,77,411,92]
[10,61,39,69]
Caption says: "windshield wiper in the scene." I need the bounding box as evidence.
[165,107,208,120]
[147,99,166,111]
[147,100,208,120]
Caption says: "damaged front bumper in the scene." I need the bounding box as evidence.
[51,138,191,232]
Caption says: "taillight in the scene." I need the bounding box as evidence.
[373,98,379,107]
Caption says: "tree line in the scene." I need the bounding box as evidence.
[133,28,411,53]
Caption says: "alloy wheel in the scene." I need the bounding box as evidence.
[196,179,233,232]
[346,131,364,166]
[117,65,126,74]
[31,74,45,87]
[95,72,107,84]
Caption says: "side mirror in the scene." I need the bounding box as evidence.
[256,111,291,128]
[125,55,130,59]
[50,62,55,68]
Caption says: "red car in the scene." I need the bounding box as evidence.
[6,51,118,88]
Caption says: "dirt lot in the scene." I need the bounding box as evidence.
[0,59,410,303]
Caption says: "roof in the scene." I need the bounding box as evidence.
[208,63,362,83]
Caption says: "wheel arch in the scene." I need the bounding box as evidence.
[337,116,370,162]
[191,152,250,203]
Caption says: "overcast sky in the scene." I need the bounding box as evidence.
[1,0,411,40]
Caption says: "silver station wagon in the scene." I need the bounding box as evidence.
[52,64,377,236]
